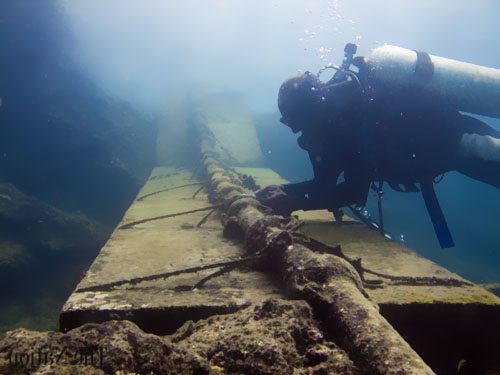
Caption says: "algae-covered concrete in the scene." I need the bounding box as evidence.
[60,167,284,334]
[297,210,500,374]
[233,167,500,374]
[197,92,264,165]
[237,167,500,306]
[299,211,499,305]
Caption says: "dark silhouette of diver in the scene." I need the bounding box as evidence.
[256,58,500,248]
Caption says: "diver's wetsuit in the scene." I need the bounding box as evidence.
[280,80,500,212]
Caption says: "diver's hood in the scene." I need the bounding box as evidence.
[278,72,324,128]
[278,71,362,131]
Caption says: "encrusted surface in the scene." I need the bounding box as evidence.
[2,299,358,375]
[299,212,500,305]
[61,167,284,334]
[240,167,500,306]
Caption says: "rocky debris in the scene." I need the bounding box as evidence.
[0,320,205,375]
[0,299,358,374]
[0,1,156,334]
[0,2,157,225]
[0,183,105,254]
[0,0,151,338]
[0,183,108,335]
[0,241,30,269]
[172,298,357,375]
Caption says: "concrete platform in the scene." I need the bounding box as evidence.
[65,166,500,333]
[236,167,500,305]
[60,167,284,334]
[300,212,498,304]
[238,167,500,373]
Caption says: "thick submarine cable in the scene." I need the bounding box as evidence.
[195,114,434,374]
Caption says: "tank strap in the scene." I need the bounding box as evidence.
[420,180,455,248]
[371,181,385,235]
[414,51,434,83]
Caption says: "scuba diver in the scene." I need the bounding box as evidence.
[256,43,500,248]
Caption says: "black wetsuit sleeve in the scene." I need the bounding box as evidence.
[281,152,371,211]
[281,150,336,196]
[281,176,370,211]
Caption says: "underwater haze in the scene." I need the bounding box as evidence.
[0,0,499,335]
[62,0,500,281]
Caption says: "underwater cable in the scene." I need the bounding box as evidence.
[137,182,204,201]
[75,255,265,293]
[119,205,219,229]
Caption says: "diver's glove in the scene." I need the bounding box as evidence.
[255,185,295,216]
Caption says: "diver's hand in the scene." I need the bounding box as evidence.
[255,185,294,216]
[255,185,285,201]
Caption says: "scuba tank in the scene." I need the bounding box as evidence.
[322,43,500,248]
[358,45,500,247]
[361,45,500,119]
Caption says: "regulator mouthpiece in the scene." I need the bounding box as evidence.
[319,42,359,85]
[342,43,357,71]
